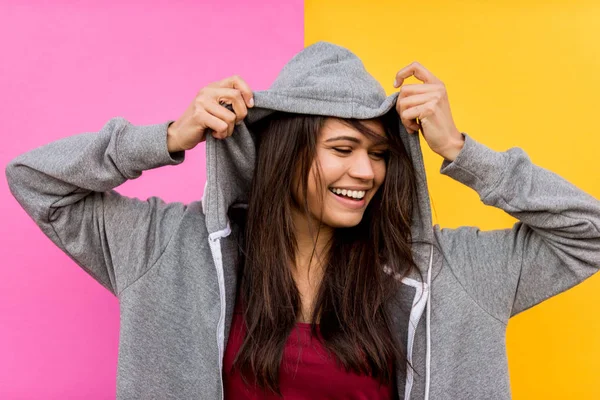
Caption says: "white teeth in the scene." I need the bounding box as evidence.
[329,188,366,199]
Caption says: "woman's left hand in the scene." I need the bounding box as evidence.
[394,62,465,162]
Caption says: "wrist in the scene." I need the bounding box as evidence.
[438,133,465,163]
[167,123,185,153]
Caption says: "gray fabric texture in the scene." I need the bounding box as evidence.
[6,41,600,399]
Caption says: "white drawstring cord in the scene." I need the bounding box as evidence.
[424,245,433,400]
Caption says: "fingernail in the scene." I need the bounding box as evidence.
[249,97,254,107]
[393,79,398,88]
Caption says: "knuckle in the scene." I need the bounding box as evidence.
[218,120,229,132]
[193,108,204,120]
[195,97,207,109]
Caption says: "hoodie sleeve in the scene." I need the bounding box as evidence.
[433,133,600,322]
[5,117,187,297]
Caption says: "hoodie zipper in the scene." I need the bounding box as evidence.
[211,229,432,400]
[386,244,433,400]
[208,225,232,400]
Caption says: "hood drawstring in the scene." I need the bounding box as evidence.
[424,244,433,400]
[395,243,434,400]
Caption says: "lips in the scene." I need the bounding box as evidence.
[328,187,366,200]
[329,189,366,209]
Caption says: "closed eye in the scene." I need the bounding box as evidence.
[332,148,388,160]
[332,148,352,154]
[371,151,388,160]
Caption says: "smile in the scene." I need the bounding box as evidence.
[328,187,366,200]
[328,188,367,209]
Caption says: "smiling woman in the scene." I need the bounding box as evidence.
[229,109,419,397]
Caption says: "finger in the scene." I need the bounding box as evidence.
[205,102,237,136]
[396,93,430,134]
[412,122,421,133]
[205,87,247,125]
[211,75,254,108]
[401,102,433,121]
[203,104,233,139]
[398,91,439,110]
[213,87,248,124]
[402,119,422,134]
[398,83,440,98]
[393,62,441,88]
[403,120,421,134]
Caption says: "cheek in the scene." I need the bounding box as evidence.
[374,163,387,188]
[317,155,346,181]
[308,154,343,194]
[305,159,342,213]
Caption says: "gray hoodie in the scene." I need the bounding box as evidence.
[5,41,600,399]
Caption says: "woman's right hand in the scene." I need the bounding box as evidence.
[167,75,254,152]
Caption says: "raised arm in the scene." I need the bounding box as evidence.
[5,117,188,295]
[434,134,600,321]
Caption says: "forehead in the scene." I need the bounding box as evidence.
[320,117,386,139]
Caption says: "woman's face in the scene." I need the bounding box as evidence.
[293,117,388,229]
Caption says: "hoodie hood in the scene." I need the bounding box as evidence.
[202,40,439,281]
[202,41,439,399]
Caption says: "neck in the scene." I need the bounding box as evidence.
[290,209,333,322]
[291,211,332,275]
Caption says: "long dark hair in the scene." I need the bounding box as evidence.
[229,110,420,396]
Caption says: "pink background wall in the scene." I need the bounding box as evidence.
[0,1,303,397]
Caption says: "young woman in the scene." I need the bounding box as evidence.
[6,41,600,399]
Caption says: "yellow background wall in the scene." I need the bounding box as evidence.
[306,0,600,398]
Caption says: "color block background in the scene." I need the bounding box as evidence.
[0,1,303,398]
[2,0,599,398]
[305,0,600,398]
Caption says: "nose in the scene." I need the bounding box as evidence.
[348,151,375,181]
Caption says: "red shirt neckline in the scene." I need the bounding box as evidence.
[223,295,396,399]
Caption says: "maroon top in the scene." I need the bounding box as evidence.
[222,298,396,399]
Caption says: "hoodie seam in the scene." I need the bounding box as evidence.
[114,121,137,181]
[447,261,507,326]
[117,210,187,297]
[262,90,363,105]
[47,194,118,295]
[509,229,527,316]
[449,159,507,201]
[478,153,511,201]
[434,231,507,326]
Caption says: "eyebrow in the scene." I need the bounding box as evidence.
[324,135,361,143]
[325,135,389,148]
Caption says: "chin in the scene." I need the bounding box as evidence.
[322,214,365,229]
